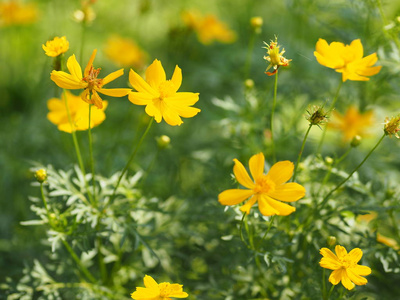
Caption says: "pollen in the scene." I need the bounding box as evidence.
[158,80,176,100]
[253,175,276,194]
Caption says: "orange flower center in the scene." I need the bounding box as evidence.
[158,80,176,100]
[253,175,276,194]
[339,254,356,269]
[159,282,173,298]
[83,66,103,91]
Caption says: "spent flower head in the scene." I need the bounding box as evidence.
[35,169,47,183]
[218,153,306,216]
[314,38,381,82]
[306,105,329,127]
[51,49,131,109]
[263,36,291,76]
[383,115,400,138]
[319,245,371,290]
[131,275,188,300]
[42,36,69,57]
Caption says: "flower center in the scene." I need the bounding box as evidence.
[339,255,356,269]
[83,66,103,91]
[159,282,172,298]
[253,175,276,194]
[158,80,176,100]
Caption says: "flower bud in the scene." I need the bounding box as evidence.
[250,17,263,33]
[327,236,337,247]
[350,135,362,147]
[325,157,334,165]
[35,169,47,183]
[156,135,171,149]
[244,79,254,89]
[306,105,328,126]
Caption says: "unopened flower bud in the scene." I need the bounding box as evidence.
[327,236,337,247]
[325,157,334,165]
[35,169,47,183]
[350,135,362,147]
[156,135,171,149]
[244,79,254,89]
[250,17,263,33]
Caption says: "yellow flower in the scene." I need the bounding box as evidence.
[50,49,131,109]
[0,0,38,26]
[47,91,107,133]
[128,59,200,126]
[42,36,69,57]
[328,106,374,141]
[377,233,400,251]
[314,38,381,82]
[218,153,306,216]
[131,275,188,300]
[383,115,400,138]
[263,37,291,76]
[34,169,47,183]
[104,35,147,68]
[319,245,371,290]
[182,11,236,45]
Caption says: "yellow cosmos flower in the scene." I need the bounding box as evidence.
[314,38,381,82]
[128,59,200,126]
[263,37,291,76]
[328,106,374,141]
[131,275,188,300]
[0,0,38,27]
[218,153,306,216]
[42,36,69,57]
[104,35,147,68]
[377,233,400,251]
[182,11,236,45]
[319,245,371,290]
[47,91,107,133]
[50,49,131,109]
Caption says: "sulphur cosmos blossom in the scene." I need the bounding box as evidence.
[263,37,291,76]
[328,106,374,141]
[128,59,200,126]
[50,49,131,109]
[319,245,371,290]
[104,35,147,68]
[314,38,381,82]
[131,275,188,300]
[42,36,69,57]
[47,91,107,133]
[0,1,38,27]
[182,10,236,45]
[218,153,306,216]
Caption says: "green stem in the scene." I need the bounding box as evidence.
[327,284,335,300]
[61,238,96,283]
[322,268,327,300]
[88,104,96,204]
[79,20,87,65]
[39,183,53,226]
[376,0,400,49]
[108,117,154,207]
[239,212,251,249]
[317,80,343,154]
[270,70,279,163]
[95,226,107,284]
[256,216,275,250]
[293,124,312,181]
[319,133,385,209]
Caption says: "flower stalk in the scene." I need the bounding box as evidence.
[270,70,279,162]
[293,123,312,181]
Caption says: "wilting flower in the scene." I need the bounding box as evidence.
[182,10,236,45]
[328,106,374,141]
[131,275,188,300]
[263,37,291,76]
[128,59,200,126]
[42,36,69,57]
[47,91,107,133]
[314,38,381,82]
[51,49,131,109]
[306,105,329,127]
[319,245,371,290]
[0,0,38,26]
[383,115,400,138]
[104,35,147,68]
[218,153,306,216]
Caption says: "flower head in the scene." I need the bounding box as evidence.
[319,245,371,290]
[383,115,400,138]
[131,275,188,300]
[34,169,47,183]
[328,106,374,141]
[314,38,381,82]
[0,1,38,27]
[263,37,291,76]
[42,36,69,57]
[306,105,329,127]
[104,35,147,68]
[47,91,107,133]
[128,59,200,126]
[218,153,306,216]
[182,11,236,45]
[50,49,131,109]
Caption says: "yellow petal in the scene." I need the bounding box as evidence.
[98,88,131,97]
[264,195,295,216]
[102,69,124,85]
[348,39,363,60]
[249,153,265,182]
[239,196,257,214]
[167,92,200,106]
[334,245,348,259]
[218,189,254,205]
[91,91,103,109]
[143,275,159,289]
[346,268,368,286]
[258,195,280,216]
[268,182,305,202]
[66,54,83,80]
[352,265,371,276]
[84,49,97,77]
[162,105,184,126]
[51,71,86,90]
[145,59,166,90]
[267,161,294,185]
[233,158,255,189]
[319,248,341,270]
[314,39,345,69]
[329,269,344,286]
[348,248,363,264]
[145,102,163,123]
[172,106,201,118]
[340,271,355,290]
[128,92,153,106]
[171,65,182,92]
[129,69,158,96]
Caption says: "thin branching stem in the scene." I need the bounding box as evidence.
[88,103,96,204]
[293,124,313,181]
[270,70,279,163]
